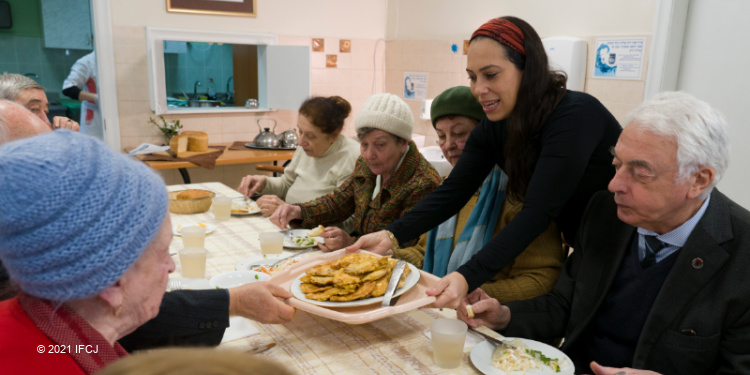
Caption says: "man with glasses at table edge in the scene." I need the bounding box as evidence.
[458,92,750,375]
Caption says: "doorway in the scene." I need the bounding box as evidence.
[0,0,104,140]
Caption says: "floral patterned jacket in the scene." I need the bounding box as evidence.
[296,141,440,242]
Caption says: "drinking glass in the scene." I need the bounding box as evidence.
[430,318,467,369]
[181,225,206,248]
[259,232,284,255]
[212,197,232,222]
[178,247,208,278]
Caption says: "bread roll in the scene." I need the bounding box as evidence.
[181,131,209,152]
[307,225,325,237]
[169,135,188,156]
[176,189,212,200]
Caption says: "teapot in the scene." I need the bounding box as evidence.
[276,129,298,148]
[254,118,279,148]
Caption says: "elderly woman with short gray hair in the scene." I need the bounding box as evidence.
[271,93,441,251]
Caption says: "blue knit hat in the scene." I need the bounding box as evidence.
[0,130,168,301]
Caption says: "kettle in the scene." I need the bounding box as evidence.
[254,118,278,148]
[277,129,299,148]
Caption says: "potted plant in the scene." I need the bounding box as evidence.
[149,115,183,144]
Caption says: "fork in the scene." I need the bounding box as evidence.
[166,279,183,291]
[271,247,316,267]
[247,247,316,270]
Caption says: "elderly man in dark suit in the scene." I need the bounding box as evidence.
[458,91,750,375]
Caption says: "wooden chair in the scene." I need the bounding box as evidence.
[255,160,291,176]
[255,164,286,174]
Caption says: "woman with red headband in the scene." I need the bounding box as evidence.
[349,16,622,307]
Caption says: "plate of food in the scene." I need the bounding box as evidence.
[173,222,217,236]
[231,198,261,216]
[470,338,574,375]
[235,254,305,276]
[290,253,420,307]
[284,228,324,249]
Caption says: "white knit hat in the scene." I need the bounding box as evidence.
[354,93,413,141]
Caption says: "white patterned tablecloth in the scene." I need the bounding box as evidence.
[167,182,494,374]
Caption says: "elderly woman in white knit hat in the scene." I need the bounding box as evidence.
[0,130,178,374]
[271,93,441,251]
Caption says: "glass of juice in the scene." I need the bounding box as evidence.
[179,247,208,278]
[259,232,284,255]
[181,225,206,248]
[212,197,232,222]
[430,318,467,369]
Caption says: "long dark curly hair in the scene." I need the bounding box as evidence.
[472,16,568,202]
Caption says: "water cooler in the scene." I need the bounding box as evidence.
[542,37,587,92]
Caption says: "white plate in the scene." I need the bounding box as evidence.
[234,254,285,271]
[231,198,261,216]
[166,277,212,291]
[173,223,217,236]
[290,263,420,307]
[470,339,574,375]
[284,229,324,249]
[209,270,270,289]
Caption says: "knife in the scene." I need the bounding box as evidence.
[245,342,276,354]
[468,327,517,349]
[381,260,407,307]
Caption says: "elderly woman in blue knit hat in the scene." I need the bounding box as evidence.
[271,93,441,251]
[0,131,177,374]
[393,86,564,303]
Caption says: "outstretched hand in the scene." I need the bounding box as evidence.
[456,288,510,330]
[345,230,393,255]
[425,272,469,309]
[228,281,295,324]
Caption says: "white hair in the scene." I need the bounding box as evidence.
[624,91,729,195]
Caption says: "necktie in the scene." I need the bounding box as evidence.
[641,235,666,268]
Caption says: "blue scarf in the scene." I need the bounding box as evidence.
[423,166,507,277]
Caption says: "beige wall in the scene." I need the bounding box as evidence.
[110,0,387,185]
[110,0,657,185]
[386,0,657,39]
[386,1,658,145]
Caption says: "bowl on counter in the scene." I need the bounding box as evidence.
[189,100,222,108]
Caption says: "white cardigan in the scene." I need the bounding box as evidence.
[261,135,360,229]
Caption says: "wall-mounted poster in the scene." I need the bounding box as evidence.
[403,72,428,100]
[594,37,645,80]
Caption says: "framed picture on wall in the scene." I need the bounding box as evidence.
[167,0,256,17]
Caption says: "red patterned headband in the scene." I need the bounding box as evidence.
[471,18,526,56]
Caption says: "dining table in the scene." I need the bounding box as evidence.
[167,182,501,374]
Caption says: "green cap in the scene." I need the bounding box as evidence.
[430,86,485,128]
